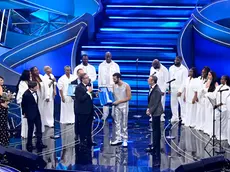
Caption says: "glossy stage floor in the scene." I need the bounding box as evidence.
[8,115,230,172]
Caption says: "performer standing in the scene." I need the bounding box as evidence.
[73,54,97,87]
[226,88,230,145]
[150,59,169,121]
[21,81,47,151]
[16,70,31,138]
[195,66,210,131]
[207,75,230,140]
[30,66,50,132]
[57,66,76,124]
[110,73,131,147]
[98,52,120,120]
[146,75,163,154]
[43,66,56,127]
[74,73,96,146]
[169,56,188,122]
[178,68,198,127]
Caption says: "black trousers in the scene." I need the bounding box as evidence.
[75,114,79,139]
[151,115,161,156]
[77,113,93,144]
[27,114,42,145]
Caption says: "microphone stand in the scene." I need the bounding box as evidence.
[133,58,142,126]
[166,80,175,140]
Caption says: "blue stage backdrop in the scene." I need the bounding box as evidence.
[194,30,230,77]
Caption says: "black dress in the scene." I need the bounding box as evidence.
[0,86,9,146]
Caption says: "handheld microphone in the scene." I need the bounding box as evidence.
[167,79,176,84]
[218,88,229,92]
[152,72,156,75]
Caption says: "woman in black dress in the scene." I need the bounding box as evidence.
[0,76,10,146]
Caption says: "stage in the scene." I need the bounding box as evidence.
[7,116,230,172]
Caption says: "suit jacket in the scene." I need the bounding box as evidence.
[74,83,94,115]
[148,84,163,116]
[21,89,40,120]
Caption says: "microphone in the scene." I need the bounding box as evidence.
[218,88,229,92]
[167,79,176,84]
[152,71,156,75]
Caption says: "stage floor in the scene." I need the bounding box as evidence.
[8,118,230,172]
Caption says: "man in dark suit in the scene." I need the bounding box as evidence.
[21,81,47,152]
[74,73,96,147]
[146,75,163,156]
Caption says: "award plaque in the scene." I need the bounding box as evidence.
[67,84,77,97]
[99,87,114,106]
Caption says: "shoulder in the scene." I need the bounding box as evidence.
[169,65,174,71]
[181,65,188,70]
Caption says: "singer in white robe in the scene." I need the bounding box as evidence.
[227,95,230,144]
[169,56,188,122]
[43,66,56,127]
[57,66,76,124]
[207,76,230,140]
[178,68,198,127]
[73,54,97,87]
[98,52,120,120]
[150,59,169,121]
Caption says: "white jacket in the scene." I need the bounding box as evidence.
[73,63,97,82]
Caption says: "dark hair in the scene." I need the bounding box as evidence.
[190,67,197,78]
[28,81,37,89]
[208,71,217,92]
[82,54,88,58]
[202,66,210,80]
[30,66,42,83]
[113,73,121,79]
[16,70,30,93]
[77,68,83,74]
[222,75,230,86]
[176,56,182,60]
[150,75,158,84]
[80,73,87,82]
[0,76,4,80]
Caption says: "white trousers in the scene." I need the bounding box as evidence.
[227,111,230,145]
[113,106,129,142]
[215,110,228,140]
[170,89,186,122]
[43,99,54,127]
[38,100,45,132]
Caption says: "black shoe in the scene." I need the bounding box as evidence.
[26,144,35,152]
[148,143,153,148]
[36,143,47,149]
[145,147,154,153]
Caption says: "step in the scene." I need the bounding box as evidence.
[107,16,189,20]
[99,28,181,32]
[96,32,179,39]
[103,20,185,28]
[81,50,176,61]
[106,8,194,17]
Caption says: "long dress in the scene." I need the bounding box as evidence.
[0,103,9,146]
[57,74,76,124]
[227,96,230,145]
[16,81,29,138]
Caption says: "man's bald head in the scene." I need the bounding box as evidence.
[152,59,161,69]
[105,51,112,63]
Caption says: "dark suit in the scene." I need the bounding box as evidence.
[74,83,94,144]
[148,84,163,155]
[21,89,42,146]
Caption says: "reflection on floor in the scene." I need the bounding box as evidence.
[9,118,230,171]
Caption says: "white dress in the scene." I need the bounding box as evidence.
[37,74,50,132]
[195,77,206,131]
[57,74,76,124]
[43,74,56,127]
[16,81,28,138]
[227,96,230,144]
[182,77,197,127]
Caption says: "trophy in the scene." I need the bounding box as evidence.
[98,87,114,106]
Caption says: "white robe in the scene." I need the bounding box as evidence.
[98,60,120,120]
[16,81,29,138]
[179,77,197,127]
[207,84,230,140]
[57,74,75,124]
[169,64,188,122]
[226,96,230,144]
[43,74,56,127]
[195,77,206,131]
[73,63,97,83]
[37,74,50,132]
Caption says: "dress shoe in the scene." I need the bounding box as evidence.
[145,147,154,152]
[26,144,35,152]
[122,141,128,147]
[110,140,123,146]
[148,143,153,147]
[36,143,47,149]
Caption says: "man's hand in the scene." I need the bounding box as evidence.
[23,114,26,118]
[146,108,150,116]
[161,92,165,96]
[87,86,93,93]
[45,98,50,102]
[61,96,65,103]
[113,100,120,106]
[177,92,182,97]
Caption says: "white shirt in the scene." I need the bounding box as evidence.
[150,64,169,93]
[149,84,156,95]
[169,64,188,91]
[30,89,37,103]
[16,81,28,104]
[73,63,97,82]
[57,74,76,97]
[98,60,120,88]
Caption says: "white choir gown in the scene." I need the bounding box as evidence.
[43,73,56,127]
[207,84,230,140]
[169,64,188,122]
[57,74,76,124]
[226,96,230,145]
[150,64,169,121]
